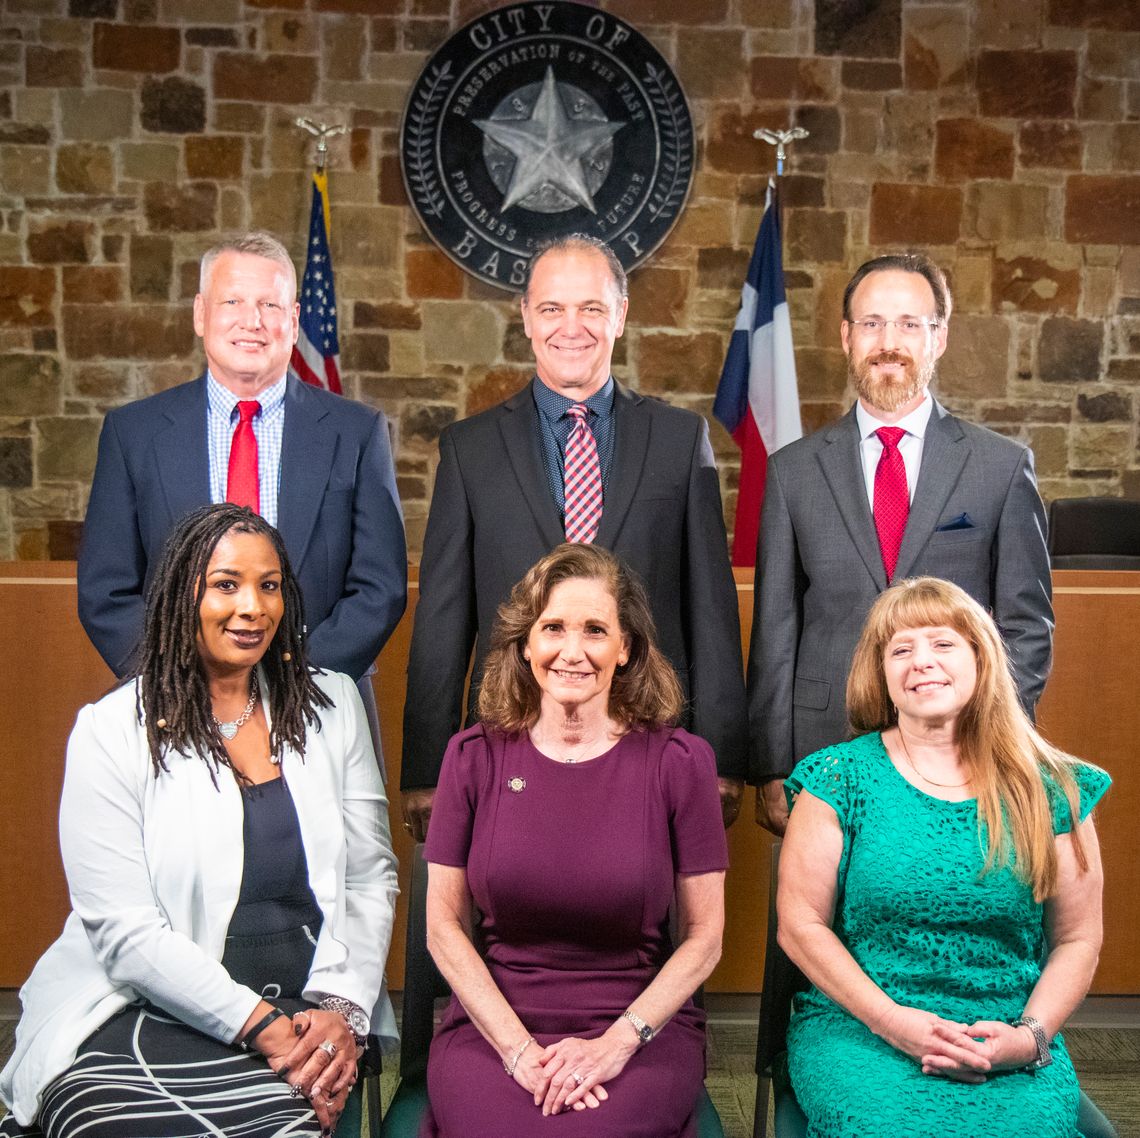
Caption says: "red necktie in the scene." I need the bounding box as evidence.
[873,426,908,582]
[563,403,603,544]
[226,400,261,514]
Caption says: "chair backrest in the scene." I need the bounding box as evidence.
[1048,497,1140,569]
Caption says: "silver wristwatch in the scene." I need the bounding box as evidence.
[319,995,369,1047]
[621,1009,655,1046]
[1012,1015,1053,1070]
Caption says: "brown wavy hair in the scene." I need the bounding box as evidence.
[477,544,683,733]
[847,577,1090,901]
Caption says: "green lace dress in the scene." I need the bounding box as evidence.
[785,732,1110,1138]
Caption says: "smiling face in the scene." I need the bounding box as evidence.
[196,529,284,680]
[524,576,630,718]
[193,251,299,397]
[521,247,628,400]
[841,269,948,420]
[883,624,978,729]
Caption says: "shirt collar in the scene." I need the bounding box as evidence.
[855,391,933,442]
[531,374,615,423]
[207,371,288,418]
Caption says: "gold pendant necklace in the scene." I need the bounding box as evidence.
[897,728,969,789]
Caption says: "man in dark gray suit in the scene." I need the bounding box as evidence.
[748,253,1052,834]
[400,234,748,839]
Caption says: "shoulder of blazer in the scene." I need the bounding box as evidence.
[445,384,532,444]
[284,375,381,433]
[934,400,1029,460]
[106,375,206,429]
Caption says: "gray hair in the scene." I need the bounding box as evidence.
[199,231,297,296]
[522,233,628,302]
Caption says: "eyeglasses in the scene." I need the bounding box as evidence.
[847,318,941,337]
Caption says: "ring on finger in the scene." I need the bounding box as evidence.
[571,1071,584,1086]
[318,1040,338,1057]
[289,1083,303,1099]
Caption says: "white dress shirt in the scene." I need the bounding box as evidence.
[855,393,934,509]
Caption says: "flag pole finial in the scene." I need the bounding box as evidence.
[294,117,348,173]
[753,127,809,177]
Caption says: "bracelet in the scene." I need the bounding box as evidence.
[239,1007,287,1053]
[503,1035,535,1077]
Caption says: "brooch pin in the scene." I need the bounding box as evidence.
[507,776,526,793]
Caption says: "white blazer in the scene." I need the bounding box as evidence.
[0,669,399,1126]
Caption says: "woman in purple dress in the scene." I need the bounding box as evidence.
[421,543,728,1138]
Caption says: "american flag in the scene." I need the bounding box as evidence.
[713,180,802,566]
[290,170,342,394]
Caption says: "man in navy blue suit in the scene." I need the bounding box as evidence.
[78,231,406,736]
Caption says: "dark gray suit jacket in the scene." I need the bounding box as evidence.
[401,381,749,788]
[747,400,1053,783]
[77,375,407,681]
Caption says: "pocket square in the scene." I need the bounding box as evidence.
[936,512,975,532]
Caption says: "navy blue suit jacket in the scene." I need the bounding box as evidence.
[77,375,407,680]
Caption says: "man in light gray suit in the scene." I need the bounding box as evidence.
[748,253,1052,834]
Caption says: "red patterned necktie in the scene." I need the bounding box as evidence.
[873,426,908,582]
[226,400,261,514]
[563,403,603,544]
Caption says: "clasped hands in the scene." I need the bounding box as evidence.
[257,1008,362,1134]
[877,1004,1040,1084]
[510,1024,639,1117]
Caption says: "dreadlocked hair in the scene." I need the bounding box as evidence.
[132,503,332,784]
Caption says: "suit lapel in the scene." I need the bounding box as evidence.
[154,377,211,525]
[595,383,648,548]
[893,401,968,580]
[498,386,565,549]
[818,405,888,589]
[276,377,336,565]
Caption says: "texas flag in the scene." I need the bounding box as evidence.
[290,170,343,394]
[713,180,802,566]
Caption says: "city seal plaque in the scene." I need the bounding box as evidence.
[400,1,694,292]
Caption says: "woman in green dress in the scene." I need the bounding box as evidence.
[778,577,1108,1137]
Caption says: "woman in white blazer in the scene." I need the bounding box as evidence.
[0,504,399,1138]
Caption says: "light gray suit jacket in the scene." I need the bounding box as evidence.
[747,400,1053,783]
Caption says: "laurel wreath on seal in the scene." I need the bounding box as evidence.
[405,61,454,218]
[643,62,692,223]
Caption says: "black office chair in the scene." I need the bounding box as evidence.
[754,843,1118,1138]
[1048,497,1140,569]
[380,846,725,1136]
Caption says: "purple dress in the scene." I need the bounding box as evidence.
[421,723,729,1138]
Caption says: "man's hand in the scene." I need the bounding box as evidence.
[401,788,436,844]
[717,777,744,829]
[755,778,789,836]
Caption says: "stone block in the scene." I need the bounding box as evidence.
[0,436,32,489]
[1081,77,1124,121]
[70,0,117,15]
[131,234,173,300]
[627,266,689,328]
[246,171,308,238]
[0,145,51,194]
[1039,316,1104,382]
[696,247,750,292]
[1064,176,1140,244]
[341,332,390,373]
[161,0,242,17]
[1077,390,1131,421]
[607,0,727,23]
[213,52,317,103]
[904,4,970,90]
[403,18,449,52]
[62,304,196,359]
[56,143,114,193]
[841,60,901,90]
[421,301,500,364]
[0,354,62,416]
[751,56,839,102]
[406,247,464,299]
[1018,121,1082,170]
[140,76,206,134]
[462,366,531,415]
[185,134,244,178]
[263,13,316,53]
[120,141,180,181]
[144,182,218,231]
[93,21,180,72]
[27,219,92,263]
[370,16,398,52]
[1027,425,1068,479]
[937,314,1011,400]
[378,153,407,206]
[869,183,962,245]
[706,106,789,175]
[322,15,366,79]
[881,91,935,169]
[354,301,421,330]
[71,363,130,399]
[1082,267,1117,318]
[976,0,1046,50]
[636,332,724,396]
[0,123,51,146]
[186,27,240,47]
[37,417,101,481]
[62,266,124,303]
[795,105,841,155]
[1107,358,1140,382]
[330,205,400,269]
[670,204,735,250]
[1112,123,1140,170]
[793,346,847,400]
[213,102,266,133]
[785,208,847,263]
[384,332,426,374]
[992,255,1079,314]
[977,50,1077,118]
[1087,30,1140,81]
[401,401,457,446]
[935,119,1014,181]
[1048,0,1139,32]
[816,0,901,59]
[26,46,83,87]
[60,89,134,141]
[967,183,1049,241]
[1072,424,1131,471]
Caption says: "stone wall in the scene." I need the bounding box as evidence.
[1,0,1138,561]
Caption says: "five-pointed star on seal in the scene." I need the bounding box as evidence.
[475,67,625,214]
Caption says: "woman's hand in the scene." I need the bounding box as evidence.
[875,1003,991,1082]
[960,1020,1039,1072]
[534,1026,638,1115]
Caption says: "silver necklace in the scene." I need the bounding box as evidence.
[213,676,258,741]
[897,728,969,789]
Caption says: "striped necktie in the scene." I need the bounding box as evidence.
[563,402,603,544]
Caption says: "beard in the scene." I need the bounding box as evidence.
[849,348,935,415]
